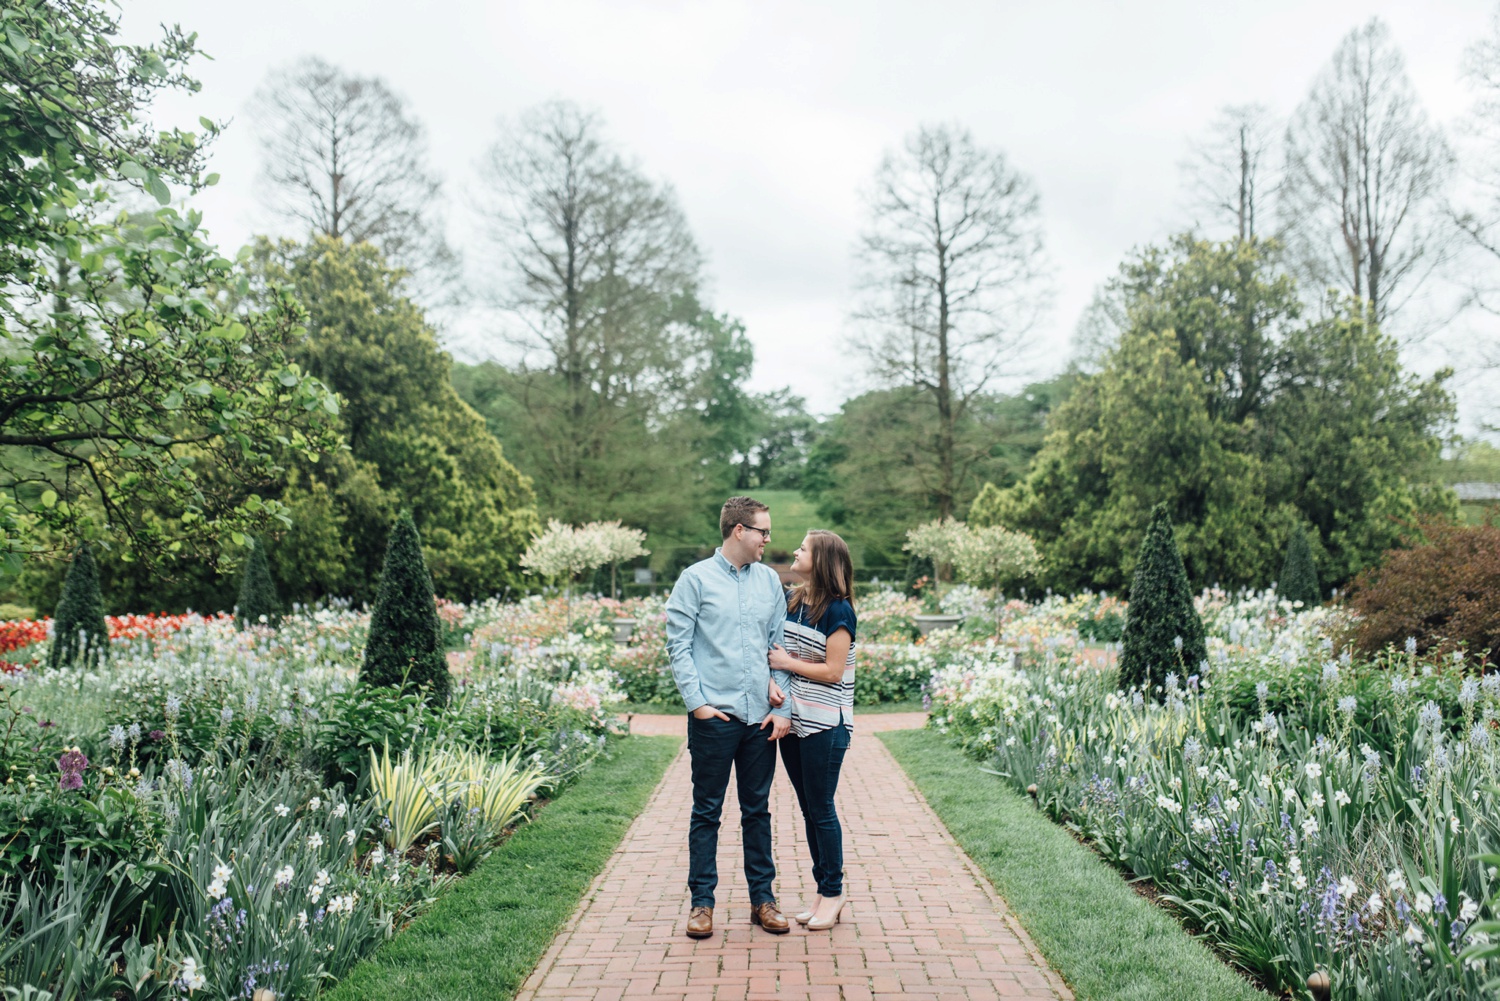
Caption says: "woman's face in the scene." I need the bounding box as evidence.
[791,535,813,576]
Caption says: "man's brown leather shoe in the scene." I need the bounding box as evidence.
[686,906,713,939]
[750,901,789,934]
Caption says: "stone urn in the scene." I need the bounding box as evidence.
[611,617,638,644]
[913,613,964,637]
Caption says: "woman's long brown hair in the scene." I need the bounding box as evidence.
[787,530,855,628]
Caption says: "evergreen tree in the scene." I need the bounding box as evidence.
[49,545,109,668]
[1279,525,1322,608]
[362,512,450,704]
[236,539,283,628]
[1119,505,1207,694]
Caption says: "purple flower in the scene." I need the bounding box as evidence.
[148,730,165,742]
[56,749,88,791]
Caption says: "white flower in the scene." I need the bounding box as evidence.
[344,830,357,845]
[1156,794,1182,815]
[1338,876,1358,899]
[308,797,322,811]
[1309,791,1325,809]
[1405,924,1425,944]
[1192,816,1213,835]
[297,910,308,929]
[1227,777,1240,793]
[211,863,232,883]
[370,847,386,866]
[313,869,330,887]
[1224,797,1240,813]
[1288,856,1303,875]
[1258,774,1273,790]
[177,956,206,992]
[274,803,290,818]
[1196,766,1210,779]
[1461,895,1480,923]
[1301,816,1319,837]
[1387,869,1407,893]
[1292,873,1309,890]
[1169,776,1182,791]
[1415,892,1434,915]
[390,869,401,884]
[332,802,347,818]
[307,833,324,850]
[1333,789,1351,807]
[1304,761,1322,781]
[206,879,227,901]
[1451,815,1462,835]
[308,884,323,904]
[1115,756,1127,769]
[1006,736,1016,747]
[1367,892,1384,914]
[274,865,294,886]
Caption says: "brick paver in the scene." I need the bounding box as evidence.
[518,715,1071,1001]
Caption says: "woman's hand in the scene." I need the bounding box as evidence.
[768,644,798,672]
[768,679,785,708]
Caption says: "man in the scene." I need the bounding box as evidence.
[667,495,793,939]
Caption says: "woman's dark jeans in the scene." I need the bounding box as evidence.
[778,723,851,897]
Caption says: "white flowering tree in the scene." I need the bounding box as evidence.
[906,518,1040,629]
[903,518,968,599]
[952,524,1042,634]
[520,520,649,620]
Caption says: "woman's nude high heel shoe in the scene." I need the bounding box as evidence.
[794,896,820,925]
[805,895,846,930]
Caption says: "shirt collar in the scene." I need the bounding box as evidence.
[714,547,751,573]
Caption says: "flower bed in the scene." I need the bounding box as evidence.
[0,599,618,1000]
[929,593,1500,998]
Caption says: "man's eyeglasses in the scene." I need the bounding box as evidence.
[738,524,771,542]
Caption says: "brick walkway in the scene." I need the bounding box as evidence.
[517,715,1071,1001]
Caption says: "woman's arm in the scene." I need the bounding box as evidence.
[768,629,851,685]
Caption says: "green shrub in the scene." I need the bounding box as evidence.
[235,537,283,628]
[48,545,108,669]
[362,512,451,704]
[1119,504,1206,692]
[1277,525,1321,608]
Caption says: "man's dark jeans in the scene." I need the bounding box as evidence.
[778,723,851,897]
[687,713,778,908]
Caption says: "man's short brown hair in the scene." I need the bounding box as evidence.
[720,496,769,540]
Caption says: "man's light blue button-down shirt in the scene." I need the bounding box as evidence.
[666,549,791,723]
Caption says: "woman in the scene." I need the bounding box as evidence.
[768,529,857,930]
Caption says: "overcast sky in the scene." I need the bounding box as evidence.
[122,0,1497,424]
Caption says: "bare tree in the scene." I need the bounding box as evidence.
[852,123,1050,519]
[1181,103,1279,243]
[250,57,459,303]
[476,100,707,527]
[1455,10,1500,332]
[1281,19,1453,331]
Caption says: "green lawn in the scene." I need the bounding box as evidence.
[325,734,681,1001]
[880,730,1268,1001]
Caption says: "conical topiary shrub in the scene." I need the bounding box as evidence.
[49,544,109,668]
[235,538,283,628]
[361,511,450,704]
[1119,504,1207,694]
[1278,525,1321,608]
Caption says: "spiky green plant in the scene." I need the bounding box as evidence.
[49,544,108,668]
[362,511,450,703]
[1278,524,1321,608]
[235,538,283,628]
[1119,504,1207,693]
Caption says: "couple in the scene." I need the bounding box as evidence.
[665,495,858,939]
